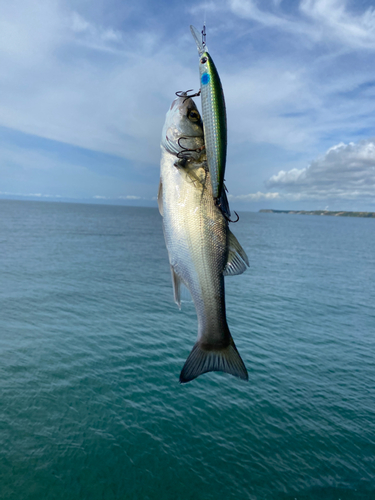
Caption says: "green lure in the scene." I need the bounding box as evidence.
[190,25,227,202]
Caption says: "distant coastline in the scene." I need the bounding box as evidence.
[259,209,375,218]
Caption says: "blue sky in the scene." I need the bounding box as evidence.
[1,0,375,211]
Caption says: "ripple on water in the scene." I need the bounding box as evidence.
[0,202,374,499]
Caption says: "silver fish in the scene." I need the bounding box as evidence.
[158,93,249,383]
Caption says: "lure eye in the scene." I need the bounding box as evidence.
[200,57,207,64]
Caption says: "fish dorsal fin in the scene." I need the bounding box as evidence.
[158,180,163,216]
[170,266,191,309]
[223,230,249,276]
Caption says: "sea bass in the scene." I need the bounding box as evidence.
[190,25,227,202]
[159,93,249,383]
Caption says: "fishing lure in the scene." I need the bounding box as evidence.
[190,25,227,203]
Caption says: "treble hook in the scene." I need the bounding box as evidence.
[175,89,201,103]
[215,197,240,223]
[225,211,240,223]
[176,137,204,159]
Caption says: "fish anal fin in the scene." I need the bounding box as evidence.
[179,341,248,383]
[223,251,247,276]
[158,180,163,216]
[223,230,249,276]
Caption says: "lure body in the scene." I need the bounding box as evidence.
[190,25,227,201]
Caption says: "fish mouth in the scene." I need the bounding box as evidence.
[170,91,190,110]
[170,99,178,110]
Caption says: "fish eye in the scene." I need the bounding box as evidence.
[200,57,207,64]
[188,110,200,121]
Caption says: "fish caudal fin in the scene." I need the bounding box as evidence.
[179,341,248,383]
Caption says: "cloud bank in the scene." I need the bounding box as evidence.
[230,139,375,207]
[1,0,375,207]
[265,139,375,201]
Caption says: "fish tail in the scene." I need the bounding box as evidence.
[179,339,248,384]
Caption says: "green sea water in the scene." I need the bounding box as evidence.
[0,199,374,499]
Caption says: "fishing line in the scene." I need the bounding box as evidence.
[203,6,206,48]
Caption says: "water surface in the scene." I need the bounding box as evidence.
[0,199,374,499]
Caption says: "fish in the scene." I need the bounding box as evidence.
[190,24,227,203]
[158,93,249,383]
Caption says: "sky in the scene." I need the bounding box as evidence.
[1,0,375,211]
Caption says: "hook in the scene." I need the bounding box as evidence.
[175,89,201,103]
[215,197,240,223]
[226,211,240,223]
[176,137,204,159]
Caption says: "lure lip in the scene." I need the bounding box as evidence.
[190,25,205,56]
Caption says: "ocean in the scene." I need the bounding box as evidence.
[0,198,374,499]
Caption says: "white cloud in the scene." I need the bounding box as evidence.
[300,0,375,49]
[230,0,304,32]
[71,12,90,33]
[70,11,124,51]
[93,194,142,200]
[1,0,375,205]
[0,191,62,198]
[229,191,281,201]
[1,0,374,163]
[266,139,375,200]
[0,0,196,165]
[118,195,142,200]
[230,0,375,49]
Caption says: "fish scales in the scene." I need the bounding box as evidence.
[159,94,248,383]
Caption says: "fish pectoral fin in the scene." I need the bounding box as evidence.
[184,164,205,187]
[223,230,249,276]
[157,180,163,216]
[179,340,248,383]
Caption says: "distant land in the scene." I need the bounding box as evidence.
[259,209,375,218]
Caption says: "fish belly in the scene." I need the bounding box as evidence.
[160,150,229,345]
[160,150,248,383]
